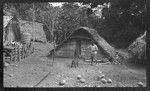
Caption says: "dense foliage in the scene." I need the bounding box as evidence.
[3,0,149,48]
[82,0,149,48]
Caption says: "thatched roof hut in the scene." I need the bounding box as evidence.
[3,15,47,43]
[49,27,117,61]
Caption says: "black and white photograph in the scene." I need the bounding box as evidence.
[3,1,147,88]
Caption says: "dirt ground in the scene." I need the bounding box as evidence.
[3,42,146,87]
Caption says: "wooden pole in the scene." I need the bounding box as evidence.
[52,19,55,66]
[52,10,59,66]
[32,3,35,52]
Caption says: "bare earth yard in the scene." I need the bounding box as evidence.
[3,42,146,87]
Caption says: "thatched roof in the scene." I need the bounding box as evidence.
[128,31,146,60]
[3,16,13,28]
[3,15,46,42]
[19,20,46,42]
[81,27,117,60]
[49,27,117,60]
[3,16,21,42]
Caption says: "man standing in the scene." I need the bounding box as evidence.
[71,41,80,68]
[83,42,99,65]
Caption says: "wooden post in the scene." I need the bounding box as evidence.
[75,40,80,67]
[32,3,35,53]
[10,48,15,61]
[18,45,21,61]
[77,40,81,57]
[22,45,25,59]
[71,41,77,68]
[51,10,58,66]
[21,45,23,59]
[14,46,18,62]
[3,52,5,64]
[52,19,55,66]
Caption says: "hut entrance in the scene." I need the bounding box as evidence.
[54,38,105,61]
